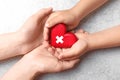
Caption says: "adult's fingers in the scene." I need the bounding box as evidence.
[60,59,80,71]
[43,27,49,40]
[32,8,53,22]
[60,55,80,61]
[42,41,50,48]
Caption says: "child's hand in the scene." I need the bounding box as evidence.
[54,29,90,60]
[44,9,81,40]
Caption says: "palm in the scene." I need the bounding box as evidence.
[27,44,79,73]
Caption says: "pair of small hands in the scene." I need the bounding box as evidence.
[17,8,89,73]
[43,8,90,60]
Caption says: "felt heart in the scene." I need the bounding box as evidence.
[50,23,78,48]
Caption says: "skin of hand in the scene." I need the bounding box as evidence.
[43,9,81,41]
[43,0,108,40]
[55,25,120,60]
[1,42,80,80]
[0,8,52,60]
[53,29,90,60]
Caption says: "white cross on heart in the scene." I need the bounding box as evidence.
[56,36,64,44]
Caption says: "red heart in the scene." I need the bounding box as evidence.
[50,23,78,48]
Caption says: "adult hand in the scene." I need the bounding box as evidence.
[18,8,52,55]
[1,42,80,80]
[0,8,53,60]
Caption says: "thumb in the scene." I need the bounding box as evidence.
[45,15,64,28]
[59,40,85,60]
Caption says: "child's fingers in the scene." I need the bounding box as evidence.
[44,15,65,40]
[75,31,86,39]
[70,30,75,33]
[78,29,84,33]
[62,48,69,52]
[85,31,89,34]
[77,29,89,34]
[45,15,64,28]
[52,46,55,50]
[54,51,60,58]
[59,40,84,60]
[56,48,62,53]
[58,45,77,59]
[53,48,62,58]
[54,48,69,59]
[48,47,55,55]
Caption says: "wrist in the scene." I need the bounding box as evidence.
[87,33,98,51]
[70,7,82,21]
[15,31,36,55]
[70,2,87,21]
[13,31,29,55]
[0,32,28,60]
[21,54,45,74]
[1,57,38,80]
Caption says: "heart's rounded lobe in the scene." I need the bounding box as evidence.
[50,23,78,48]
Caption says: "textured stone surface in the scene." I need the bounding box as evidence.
[0,0,120,80]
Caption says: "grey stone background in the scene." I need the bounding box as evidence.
[0,0,120,80]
